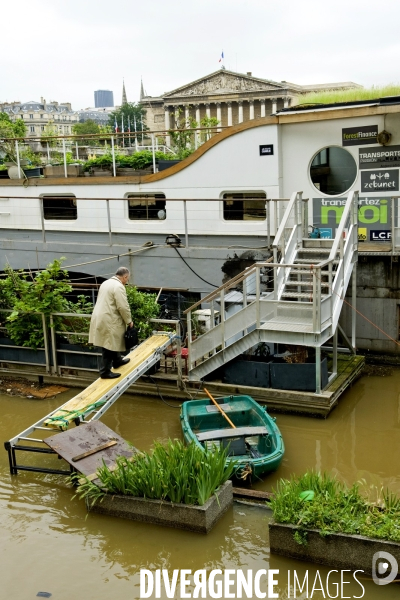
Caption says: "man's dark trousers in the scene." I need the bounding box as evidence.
[100,348,125,376]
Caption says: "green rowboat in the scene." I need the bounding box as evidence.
[180,395,285,480]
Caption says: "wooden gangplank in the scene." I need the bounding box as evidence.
[5,333,174,475]
[44,334,171,430]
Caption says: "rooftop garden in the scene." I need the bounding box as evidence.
[298,84,400,106]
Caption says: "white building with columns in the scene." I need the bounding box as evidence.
[141,69,361,133]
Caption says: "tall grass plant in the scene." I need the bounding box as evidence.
[74,440,236,507]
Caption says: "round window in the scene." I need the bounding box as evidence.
[310,146,357,196]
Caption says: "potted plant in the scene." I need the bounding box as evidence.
[73,439,234,533]
[268,472,400,577]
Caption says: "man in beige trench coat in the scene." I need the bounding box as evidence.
[89,266,133,379]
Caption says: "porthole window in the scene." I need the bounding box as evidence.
[310,146,357,195]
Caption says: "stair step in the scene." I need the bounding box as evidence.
[281,292,329,299]
[294,258,339,264]
[298,248,333,254]
[288,269,331,275]
[285,281,331,288]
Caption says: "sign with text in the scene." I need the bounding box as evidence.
[342,125,378,146]
[259,144,274,156]
[361,169,399,192]
[359,145,400,169]
[313,197,391,240]
[370,229,391,241]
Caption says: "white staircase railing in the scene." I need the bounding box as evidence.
[185,190,359,381]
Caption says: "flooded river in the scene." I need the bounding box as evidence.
[0,367,399,599]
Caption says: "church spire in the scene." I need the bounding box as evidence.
[122,79,128,105]
[140,77,145,101]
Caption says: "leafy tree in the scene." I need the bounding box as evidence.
[109,103,148,136]
[0,113,27,163]
[41,120,59,148]
[72,119,101,146]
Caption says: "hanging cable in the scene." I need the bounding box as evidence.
[172,246,219,288]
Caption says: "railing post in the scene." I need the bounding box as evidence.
[151,133,156,173]
[47,142,50,163]
[220,289,225,350]
[41,314,51,374]
[302,198,309,239]
[75,142,79,161]
[106,199,112,246]
[266,199,271,248]
[312,267,317,331]
[315,346,321,394]
[49,313,58,375]
[183,200,189,248]
[176,321,182,388]
[340,235,344,295]
[15,140,21,179]
[187,311,192,370]
[111,136,116,177]
[62,138,67,178]
[352,264,357,350]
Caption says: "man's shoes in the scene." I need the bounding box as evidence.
[113,358,130,368]
[100,372,121,379]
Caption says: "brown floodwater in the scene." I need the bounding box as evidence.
[0,368,399,599]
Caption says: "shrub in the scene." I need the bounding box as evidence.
[270,471,400,543]
[125,286,160,340]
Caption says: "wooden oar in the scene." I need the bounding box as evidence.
[204,388,236,429]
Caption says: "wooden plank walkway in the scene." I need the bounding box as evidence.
[44,334,171,429]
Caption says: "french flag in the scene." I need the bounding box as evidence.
[219,50,224,63]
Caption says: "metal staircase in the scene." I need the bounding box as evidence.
[185,190,359,392]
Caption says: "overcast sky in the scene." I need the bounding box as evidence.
[2,0,400,110]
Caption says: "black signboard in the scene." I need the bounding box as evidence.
[361,169,399,192]
[370,230,391,241]
[259,144,274,156]
[359,145,400,169]
[342,125,378,146]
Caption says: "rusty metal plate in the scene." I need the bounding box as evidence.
[44,420,136,479]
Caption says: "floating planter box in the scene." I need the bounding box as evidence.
[269,523,400,578]
[88,480,233,533]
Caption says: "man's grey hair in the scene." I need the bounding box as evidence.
[116,266,130,277]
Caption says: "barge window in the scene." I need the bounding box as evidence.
[310,146,357,195]
[223,193,266,220]
[42,195,77,220]
[127,194,166,220]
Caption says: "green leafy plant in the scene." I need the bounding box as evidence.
[125,286,160,340]
[73,439,235,507]
[270,471,400,544]
[0,259,72,348]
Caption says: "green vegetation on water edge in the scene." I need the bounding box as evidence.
[73,439,236,507]
[270,472,400,544]
[298,84,400,106]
